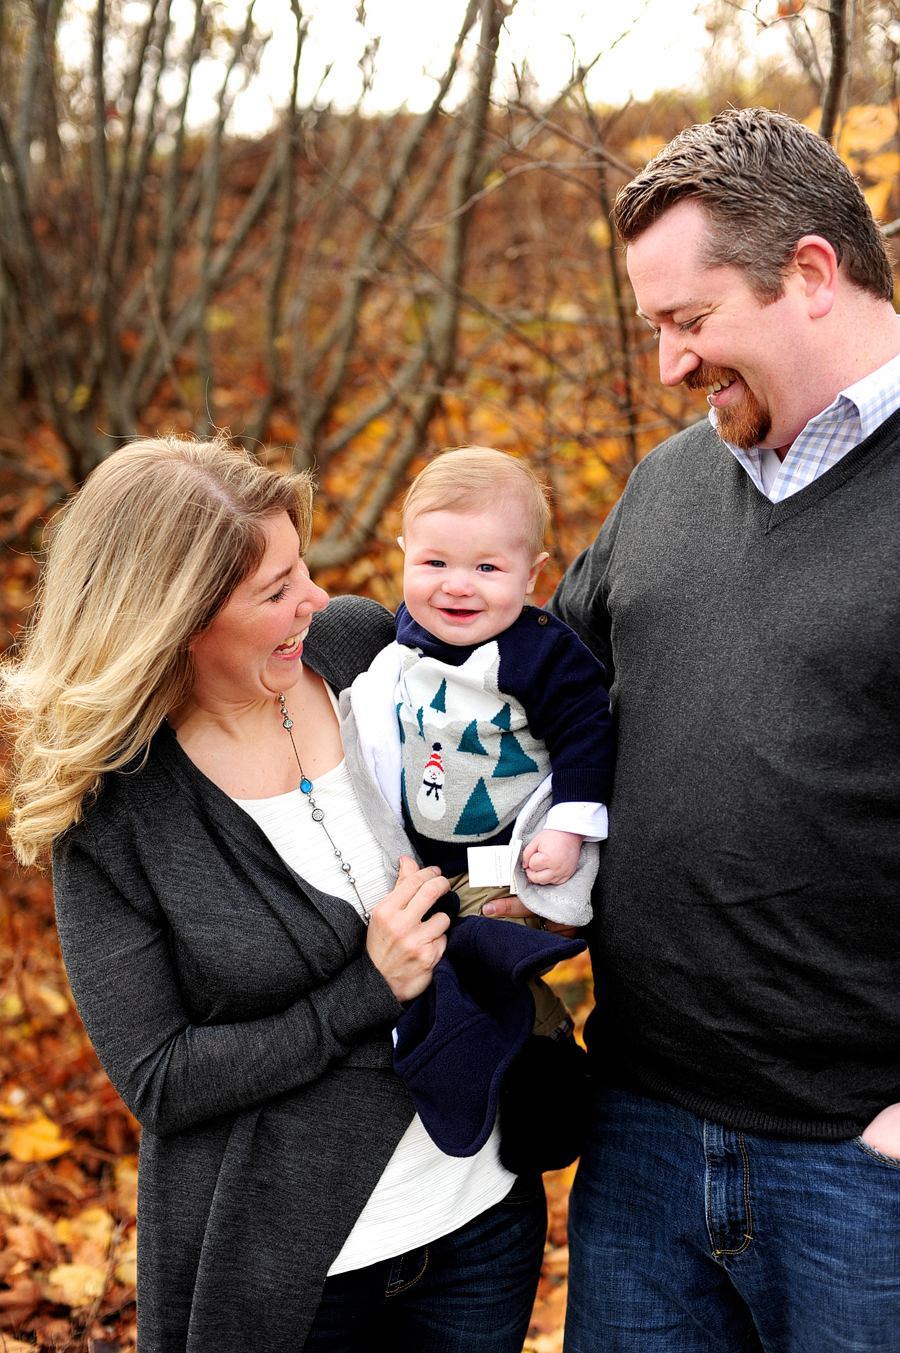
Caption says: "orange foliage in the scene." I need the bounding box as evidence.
[804,103,900,226]
[4,82,897,1352]
[0,865,140,1350]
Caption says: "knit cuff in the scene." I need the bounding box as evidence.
[550,768,609,806]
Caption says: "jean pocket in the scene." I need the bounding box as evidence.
[851,1135,900,1169]
[501,1175,546,1206]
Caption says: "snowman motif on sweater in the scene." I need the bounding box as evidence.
[418,743,446,821]
[396,639,549,844]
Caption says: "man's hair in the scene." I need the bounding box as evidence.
[402,447,551,559]
[612,107,895,303]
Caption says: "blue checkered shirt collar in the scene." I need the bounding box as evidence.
[710,349,900,502]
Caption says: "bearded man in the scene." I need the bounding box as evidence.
[546,108,900,1351]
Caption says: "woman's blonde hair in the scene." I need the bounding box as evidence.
[2,435,313,866]
[401,447,551,559]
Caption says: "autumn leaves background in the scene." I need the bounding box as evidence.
[4,0,900,1348]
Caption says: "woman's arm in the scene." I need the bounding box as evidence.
[53,838,447,1138]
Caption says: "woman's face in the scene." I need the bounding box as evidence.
[190,512,328,705]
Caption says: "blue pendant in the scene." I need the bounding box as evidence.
[300,778,312,794]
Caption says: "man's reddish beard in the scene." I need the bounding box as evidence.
[684,363,771,450]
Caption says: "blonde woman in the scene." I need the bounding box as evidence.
[3,438,547,1353]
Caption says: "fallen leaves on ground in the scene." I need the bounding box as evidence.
[525,950,593,1353]
[1,865,140,1351]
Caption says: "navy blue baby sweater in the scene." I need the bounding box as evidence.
[395,603,612,876]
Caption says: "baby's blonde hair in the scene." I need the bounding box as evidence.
[2,435,313,866]
[402,447,551,559]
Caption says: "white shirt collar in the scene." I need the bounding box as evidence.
[708,346,900,501]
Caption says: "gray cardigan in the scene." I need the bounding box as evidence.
[52,597,412,1353]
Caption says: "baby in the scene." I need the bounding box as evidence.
[341,447,614,1164]
[394,447,613,937]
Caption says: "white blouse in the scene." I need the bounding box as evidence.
[234,695,513,1274]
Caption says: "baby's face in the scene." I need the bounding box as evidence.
[401,506,547,646]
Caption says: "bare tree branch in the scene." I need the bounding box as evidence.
[0,105,80,450]
[577,87,640,470]
[197,2,262,435]
[0,0,693,585]
[12,0,45,186]
[243,0,308,447]
[307,0,503,570]
[293,0,481,463]
[131,126,289,413]
[820,0,850,142]
[506,106,636,179]
[91,0,109,210]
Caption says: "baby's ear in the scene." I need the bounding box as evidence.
[526,551,550,592]
[397,536,405,552]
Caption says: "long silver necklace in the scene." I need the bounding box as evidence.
[278,692,369,919]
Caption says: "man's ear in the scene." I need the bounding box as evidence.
[525,551,550,594]
[792,235,839,319]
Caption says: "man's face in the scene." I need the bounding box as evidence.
[626,200,810,453]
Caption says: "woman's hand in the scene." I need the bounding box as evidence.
[481,894,579,939]
[366,857,451,1002]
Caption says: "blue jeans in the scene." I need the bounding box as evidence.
[302,1178,546,1352]
[565,1085,900,1353]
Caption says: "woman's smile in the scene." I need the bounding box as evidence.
[190,513,328,702]
[274,625,311,658]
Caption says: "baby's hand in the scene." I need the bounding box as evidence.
[522,829,583,885]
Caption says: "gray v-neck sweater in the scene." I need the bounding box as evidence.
[549,414,900,1138]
